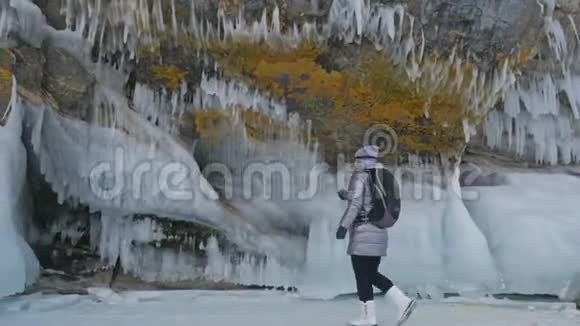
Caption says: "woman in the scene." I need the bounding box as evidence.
[336,145,415,326]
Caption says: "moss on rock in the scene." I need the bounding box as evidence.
[0,49,14,126]
[152,64,187,89]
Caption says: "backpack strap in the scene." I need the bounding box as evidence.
[365,168,378,199]
[353,170,371,223]
[361,169,376,218]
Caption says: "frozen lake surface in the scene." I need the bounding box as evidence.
[0,290,578,326]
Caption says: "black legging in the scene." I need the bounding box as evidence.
[351,255,394,302]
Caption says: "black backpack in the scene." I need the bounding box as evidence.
[364,168,401,229]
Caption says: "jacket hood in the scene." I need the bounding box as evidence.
[355,145,379,159]
[354,145,379,170]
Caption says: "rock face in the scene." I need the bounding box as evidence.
[42,44,95,119]
[389,0,580,77]
[2,48,95,119]
[12,46,44,104]
[2,43,96,117]
[31,0,66,30]
[408,0,545,58]
[7,0,580,162]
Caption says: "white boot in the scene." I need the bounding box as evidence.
[349,300,378,326]
[386,287,416,326]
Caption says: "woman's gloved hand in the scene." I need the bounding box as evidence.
[338,189,350,201]
[335,226,347,240]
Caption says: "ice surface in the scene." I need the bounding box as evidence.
[0,80,40,298]
[0,290,578,326]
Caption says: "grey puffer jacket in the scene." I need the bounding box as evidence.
[339,156,388,257]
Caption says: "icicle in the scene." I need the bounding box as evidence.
[272,6,281,34]
[563,74,580,119]
[8,0,50,47]
[543,13,568,64]
[153,0,165,32]
[0,76,41,298]
[170,0,178,37]
[353,0,364,38]
[197,72,287,121]
[518,75,559,118]
[569,15,580,43]
[504,87,521,118]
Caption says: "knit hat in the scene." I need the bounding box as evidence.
[354,145,379,159]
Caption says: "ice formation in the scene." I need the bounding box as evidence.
[465,172,580,295]
[484,74,580,165]
[560,272,580,301]
[480,0,580,165]
[96,214,301,285]
[24,87,219,217]
[0,79,40,297]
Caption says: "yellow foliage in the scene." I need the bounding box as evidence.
[253,59,347,99]
[0,67,11,94]
[138,44,161,58]
[193,109,295,144]
[0,49,13,125]
[211,41,470,156]
[496,47,534,71]
[0,68,10,80]
[240,110,295,142]
[241,110,275,141]
[194,111,229,142]
[209,40,322,79]
[152,65,187,89]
